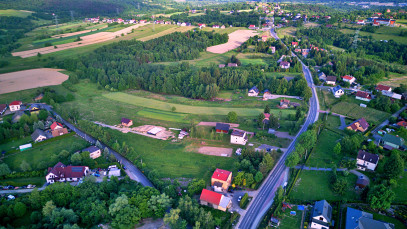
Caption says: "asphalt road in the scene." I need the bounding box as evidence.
[238,30,319,229]
[41,104,154,187]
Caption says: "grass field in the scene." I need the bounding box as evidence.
[240,58,266,66]
[290,170,359,201]
[138,25,193,41]
[307,129,343,168]
[393,172,407,203]
[278,206,303,229]
[104,92,296,117]
[0,9,32,17]
[0,177,45,187]
[217,90,233,99]
[331,102,390,124]
[341,27,407,45]
[3,134,89,172]
[107,128,236,178]
[0,137,31,153]
[276,27,297,38]
[379,72,407,88]
[201,27,248,34]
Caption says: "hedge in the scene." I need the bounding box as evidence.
[240,193,249,209]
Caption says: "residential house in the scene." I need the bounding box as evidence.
[292,41,298,47]
[302,49,310,57]
[261,35,268,42]
[213,25,220,28]
[46,162,89,184]
[34,93,43,101]
[397,120,407,129]
[83,146,102,159]
[373,18,396,26]
[51,128,68,137]
[108,167,121,177]
[355,91,372,102]
[355,177,369,189]
[345,207,394,229]
[382,90,402,100]
[280,61,290,69]
[230,130,248,145]
[310,200,332,229]
[228,63,238,67]
[215,123,230,133]
[263,90,272,100]
[263,113,271,125]
[326,76,336,85]
[219,64,225,68]
[342,75,356,84]
[121,118,133,127]
[280,99,291,108]
[199,189,232,212]
[9,101,22,112]
[270,46,276,54]
[332,86,344,98]
[248,86,259,97]
[211,168,232,192]
[294,48,302,53]
[356,150,379,171]
[248,25,257,29]
[347,118,369,132]
[31,129,48,142]
[198,23,206,28]
[50,122,63,131]
[0,104,7,115]
[381,134,405,150]
[356,20,365,25]
[28,104,41,114]
[318,72,327,82]
[375,84,392,92]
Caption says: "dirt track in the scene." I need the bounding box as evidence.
[198,146,233,157]
[0,68,68,94]
[206,30,257,54]
[12,23,149,58]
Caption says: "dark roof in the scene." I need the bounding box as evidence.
[231,130,246,137]
[332,85,343,93]
[355,91,371,99]
[216,123,230,131]
[312,200,332,223]
[121,118,132,124]
[82,146,100,153]
[326,76,336,82]
[357,150,379,164]
[356,178,369,186]
[376,84,391,91]
[348,118,369,130]
[213,181,223,187]
[47,162,88,180]
[0,104,7,112]
[249,86,259,93]
[31,129,47,141]
[382,134,404,146]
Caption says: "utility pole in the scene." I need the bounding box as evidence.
[70,10,74,22]
[116,7,120,15]
[138,2,140,10]
[152,15,155,32]
[52,13,59,29]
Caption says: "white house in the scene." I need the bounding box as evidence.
[46,162,89,183]
[108,165,121,177]
[31,129,48,142]
[280,61,290,69]
[342,75,356,84]
[310,200,332,229]
[326,76,336,85]
[248,86,259,97]
[83,146,102,159]
[230,130,248,145]
[332,86,344,98]
[355,91,372,102]
[9,101,22,112]
[356,150,379,171]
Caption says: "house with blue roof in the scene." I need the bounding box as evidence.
[345,207,394,229]
[332,86,344,98]
[248,86,259,97]
[310,200,332,229]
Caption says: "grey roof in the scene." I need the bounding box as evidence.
[359,217,394,229]
[332,85,343,93]
[216,123,230,131]
[326,76,337,82]
[31,129,47,141]
[231,130,246,137]
[382,134,405,146]
[82,146,100,153]
[345,207,394,229]
[312,200,332,223]
[357,150,379,164]
[356,178,369,187]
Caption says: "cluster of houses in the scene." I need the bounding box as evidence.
[199,168,232,212]
[31,119,69,143]
[219,63,238,68]
[215,123,249,146]
[357,17,396,26]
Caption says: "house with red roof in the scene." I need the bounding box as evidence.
[397,120,407,129]
[9,101,22,112]
[248,24,257,29]
[211,168,232,192]
[342,75,356,84]
[347,118,369,132]
[50,121,63,131]
[46,162,89,183]
[291,42,298,47]
[355,91,372,102]
[200,189,232,212]
[375,84,392,92]
[280,61,290,69]
[357,20,365,25]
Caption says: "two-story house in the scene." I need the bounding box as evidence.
[46,162,89,184]
[346,118,369,132]
[9,101,22,112]
[248,86,259,97]
[230,130,248,145]
[200,189,232,212]
[332,86,344,98]
[310,200,332,229]
[356,150,379,171]
[211,169,232,192]
[83,146,102,159]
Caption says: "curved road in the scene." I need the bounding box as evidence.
[41,105,153,187]
[238,29,319,229]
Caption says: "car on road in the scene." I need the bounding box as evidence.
[238,195,242,202]
[123,166,127,170]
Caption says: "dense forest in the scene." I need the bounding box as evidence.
[0,16,36,57]
[170,10,264,27]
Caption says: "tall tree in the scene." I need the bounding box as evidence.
[383,151,404,179]
[367,184,395,210]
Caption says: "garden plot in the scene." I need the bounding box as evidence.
[197,146,233,157]
[207,30,257,54]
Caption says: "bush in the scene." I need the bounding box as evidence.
[240,193,249,209]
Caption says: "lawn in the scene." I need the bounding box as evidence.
[325,115,341,130]
[0,9,32,17]
[393,172,407,203]
[0,137,31,153]
[307,129,343,168]
[379,72,407,88]
[137,108,189,123]
[340,27,407,45]
[104,92,296,117]
[240,58,266,66]
[216,90,233,99]
[107,128,236,179]
[317,88,337,110]
[201,27,248,34]
[331,102,390,124]
[276,27,297,38]
[0,177,45,186]
[3,134,89,172]
[372,212,407,229]
[278,205,303,229]
[289,170,359,201]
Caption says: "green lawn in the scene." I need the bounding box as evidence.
[0,9,32,17]
[104,92,296,117]
[393,172,407,203]
[107,129,236,179]
[216,90,233,99]
[290,170,359,201]
[340,27,407,45]
[240,58,266,66]
[373,212,407,229]
[307,129,343,168]
[0,137,31,153]
[325,115,341,130]
[3,134,89,172]
[201,27,249,34]
[0,177,45,187]
[331,102,390,124]
[278,205,303,229]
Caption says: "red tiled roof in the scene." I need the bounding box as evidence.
[264,113,271,120]
[10,101,22,106]
[212,168,232,181]
[397,120,407,127]
[200,189,222,205]
[50,122,63,131]
[356,91,371,99]
[376,84,391,91]
[292,42,298,45]
[342,75,354,80]
[349,118,369,130]
[47,162,88,180]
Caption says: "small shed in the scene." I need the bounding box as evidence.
[215,123,230,133]
[270,217,280,227]
[147,127,163,135]
[356,178,369,189]
[19,143,32,151]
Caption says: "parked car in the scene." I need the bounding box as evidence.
[27,184,36,189]
[238,196,242,202]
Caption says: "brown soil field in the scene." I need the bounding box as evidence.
[12,23,149,58]
[206,30,257,54]
[0,68,68,94]
[197,146,233,157]
[51,29,92,38]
